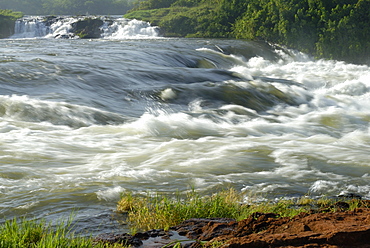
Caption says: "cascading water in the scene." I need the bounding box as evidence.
[2,19,370,236]
[11,16,160,39]
[13,17,49,38]
[100,18,160,39]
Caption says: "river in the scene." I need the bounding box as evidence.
[1,16,370,235]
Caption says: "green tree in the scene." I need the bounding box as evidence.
[317,0,370,63]
[232,0,369,64]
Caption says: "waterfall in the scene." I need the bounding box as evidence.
[11,16,160,39]
[101,18,160,39]
[12,17,49,38]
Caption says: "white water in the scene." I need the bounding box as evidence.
[11,16,160,39]
[1,36,370,234]
[101,18,160,39]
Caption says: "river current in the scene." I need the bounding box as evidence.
[1,16,370,235]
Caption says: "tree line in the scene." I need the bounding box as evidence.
[125,0,370,64]
[1,0,368,64]
[0,0,135,15]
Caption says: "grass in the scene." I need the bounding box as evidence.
[117,188,369,233]
[1,189,366,247]
[0,217,124,248]
[117,188,245,232]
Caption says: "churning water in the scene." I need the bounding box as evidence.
[1,16,370,234]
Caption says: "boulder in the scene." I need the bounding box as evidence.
[71,18,103,39]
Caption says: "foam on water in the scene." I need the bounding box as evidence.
[1,38,370,234]
[0,95,127,127]
[11,16,160,39]
[101,18,160,39]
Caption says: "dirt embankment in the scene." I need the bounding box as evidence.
[96,205,370,248]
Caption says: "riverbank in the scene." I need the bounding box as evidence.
[1,190,369,247]
[94,189,370,247]
[96,207,370,247]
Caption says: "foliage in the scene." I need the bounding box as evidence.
[0,9,23,19]
[117,188,307,233]
[0,217,124,248]
[117,188,370,233]
[126,0,370,64]
[117,188,246,232]
[0,0,135,15]
[0,9,23,38]
[233,0,370,64]
[126,0,241,37]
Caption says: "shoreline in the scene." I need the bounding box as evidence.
[1,191,369,247]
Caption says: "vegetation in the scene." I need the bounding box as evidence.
[233,0,370,64]
[0,0,135,15]
[117,188,367,233]
[2,0,368,63]
[0,9,23,38]
[125,0,370,64]
[0,217,124,248]
[0,190,367,247]
[125,0,237,38]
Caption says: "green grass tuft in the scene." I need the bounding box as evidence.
[0,217,124,248]
[117,188,370,233]
[118,188,244,232]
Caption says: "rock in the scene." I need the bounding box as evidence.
[338,193,362,199]
[173,218,236,240]
[96,207,370,248]
[71,18,103,39]
[202,208,370,248]
[95,228,178,248]
[43,16,59,26]
[94,233,143,247]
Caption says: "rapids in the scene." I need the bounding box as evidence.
[1,16,370,234]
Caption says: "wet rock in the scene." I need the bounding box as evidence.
[333,201,350,210]
[71,18,103,38]
[95,229,178,247]
[97,206,370,248]
[94,233,143,247]
[338,193,362,199]
[54,33,76,39]
[172,218,236,240]
[43,16,59,26]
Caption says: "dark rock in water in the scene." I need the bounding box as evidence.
[54,33,76,39]
[104,19,114,26]
[94,233,143,246]
[338,193,362,199]
[43,16,59,26]
[171,218,236,240]
[71,18,103,39]
[333,201,350,210]
[95,228,177,247]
